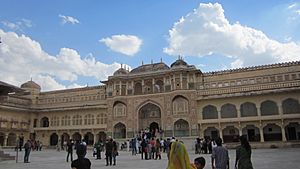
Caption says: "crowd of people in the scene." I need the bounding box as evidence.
[17,133,253,169]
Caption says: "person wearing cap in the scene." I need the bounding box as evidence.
[71,143,91,169]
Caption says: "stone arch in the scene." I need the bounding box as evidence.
[263,123,282,141]
[242,125,260,142]
[84,132,94,145]
[40,116,49,127]
[222,126,239,143]
[0,132,5,146]
[113,101,127,117]
[172,95,189,115]
[240,102,257,117]
[50,133,58,146]
[261,100,279,116]
[285,122,300,140]
[144,80,153,94]
[134,82,142,95]
[221,103,237,118]
[7,133,16,146]
[204,127,219,140]
[138,101,161,132]
[61,133,70,142]
[174,119,189,137]
[154,80,164,93]
[114,122,126,139]
[202,105,218,119]
[72,132,82,142]
[282,98,300,114]
[98,131,107,142]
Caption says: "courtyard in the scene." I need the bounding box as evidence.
[0,147,300,169]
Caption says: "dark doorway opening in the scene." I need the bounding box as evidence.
[247,129,255,141]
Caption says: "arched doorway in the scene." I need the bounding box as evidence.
[285,122,300,140]
[263,124,282,141]
[84,132,94,145]
[50,133,58,146]
[138,102,161,134]
[242,125,260,142]
[98,132,107,142]
[174,119,189,137]
[0,132,5,146]
[114,122,126,139]
[204,127,219,140]
[222,126,239,143]
[7,133,16,146]
[72,132,82,142]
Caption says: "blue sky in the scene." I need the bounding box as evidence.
[0,0,300,91]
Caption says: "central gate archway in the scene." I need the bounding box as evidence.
[138,102,161,136]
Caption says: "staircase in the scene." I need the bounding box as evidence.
[0,150,15,161]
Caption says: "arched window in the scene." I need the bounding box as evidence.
[174,119,189,137]
[84,114,95,125]
[240,102,257,117]
[154,80,164,93]
[73,115,82,125]
[202,105,218,119]
[172,96,189,115]
[50,116,60,126]
[221,103,237,118]
[134,82,142,95]
[40,117,49,127]
[114,122,126,138]
[61,115,71,126]
[261,100,279,116]
[282,98,300,114]
[113,102,127,117]
[97,113,107,124]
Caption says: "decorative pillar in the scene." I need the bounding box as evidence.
[259,125,264,142]
[152,78,155,93]
[173,74,176,90]
[218,123,223,141]
[281,122,287,142]
[257,106,261,116]
[180,73,183,89]
[142,79,145,94]
[4,133,8,146]
[217,107,221,120]
[119,81,122,96]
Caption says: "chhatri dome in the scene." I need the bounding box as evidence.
[20,80,41,90]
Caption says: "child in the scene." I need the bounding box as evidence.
[71,143,91,169]
[194,157,206,169]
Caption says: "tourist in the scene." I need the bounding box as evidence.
[94,139,102,159]
[67,139,74,162]
[105,137,113,166]
[112,139,118,165]
[71,143,91,169]
[211,137,229,169]
[166,141,196,169]
[155,138,161,160]
[235,136,254,169]
[194,157,206,169]
[23,140,31,163]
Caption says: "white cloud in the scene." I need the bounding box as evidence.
[59,14,80,25]
[288,3,297,9]
[296,10,300,15]
[0,29,120,91]
[164,3,300,68]
[100,34,142,56]
[1,19,32,32]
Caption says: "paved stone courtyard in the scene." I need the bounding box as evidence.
[0,148,300,169]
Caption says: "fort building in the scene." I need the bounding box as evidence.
[0,58,300,147]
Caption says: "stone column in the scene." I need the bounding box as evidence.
[173,74,176,90]
[259,125,264,142]
[4,133,8,146]
[281,124,287,142]
[217,107,221,120]
[180,73,183,89]
[142,79,145,94]
[257,106,261,116]
[152,78,155,93]
[119,81,122,96]
[93,133,98,143]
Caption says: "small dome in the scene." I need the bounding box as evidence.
[171,59,188,68]
[113,68,129,76]
[21,80,41,90]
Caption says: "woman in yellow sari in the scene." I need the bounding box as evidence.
[167,141,197,169]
